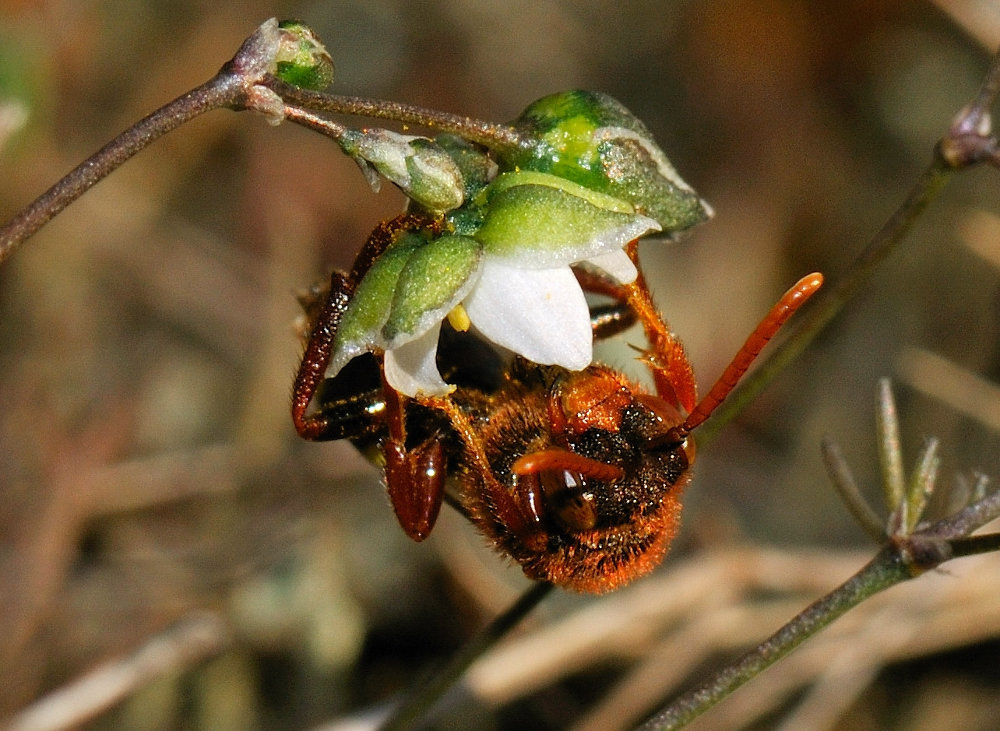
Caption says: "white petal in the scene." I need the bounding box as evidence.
[383,321,453,398]
[584,249,638,284]
[568,213,660,263]
[464,261,592,370]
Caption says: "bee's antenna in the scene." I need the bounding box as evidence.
[681,272,824,434]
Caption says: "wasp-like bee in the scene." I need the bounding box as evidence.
[291,213,821,593]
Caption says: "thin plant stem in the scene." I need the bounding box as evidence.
[0,74,244,265]
[264,76,528,153]
[283,105,348,140]
[380,581,554,730]
[636,547,909,730]
[0,18,532,267]
[691,46,1000,443]
[0,17,290,264]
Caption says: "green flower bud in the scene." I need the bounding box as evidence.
[274,20,335,90]
[340,129,465,213]
[502,90,712,237]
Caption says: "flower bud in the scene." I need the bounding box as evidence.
[274,20,335,90]
[339,129,465,213]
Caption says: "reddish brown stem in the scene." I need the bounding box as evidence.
[264,75,527,153]
[0,75,244,265]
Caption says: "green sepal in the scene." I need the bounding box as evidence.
[474,175,658,266]
[482,170,635,214]
[501,90,711,235]
[330,232,426,369]
[382,235,483,345]
[329,233,484,374]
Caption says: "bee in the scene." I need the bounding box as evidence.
[292,213,822,593]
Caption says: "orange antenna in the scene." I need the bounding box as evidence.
[681,273,824,434]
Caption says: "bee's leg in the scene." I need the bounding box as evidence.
[573,267,638,340]
[381,378,446,542]
[573,242,697,414]
[291,277,445,540]
[291,213,440,442]
[352,213,450,540]
[292,213,451,539]
[292,269,356,440]
[423,397,550,553]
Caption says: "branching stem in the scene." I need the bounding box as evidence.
[0,19,528,267]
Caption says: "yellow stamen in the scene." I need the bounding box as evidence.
[447,304,471,332]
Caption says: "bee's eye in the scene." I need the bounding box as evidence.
[678,437,695,466]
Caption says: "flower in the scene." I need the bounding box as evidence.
[325,171,660,397]
[324,90,713,398]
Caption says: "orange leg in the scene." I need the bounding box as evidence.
[424,396,550,552]
[621,240,697,414]
[572,247,696,412]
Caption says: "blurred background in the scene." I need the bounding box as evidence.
[2,1,1000,728]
